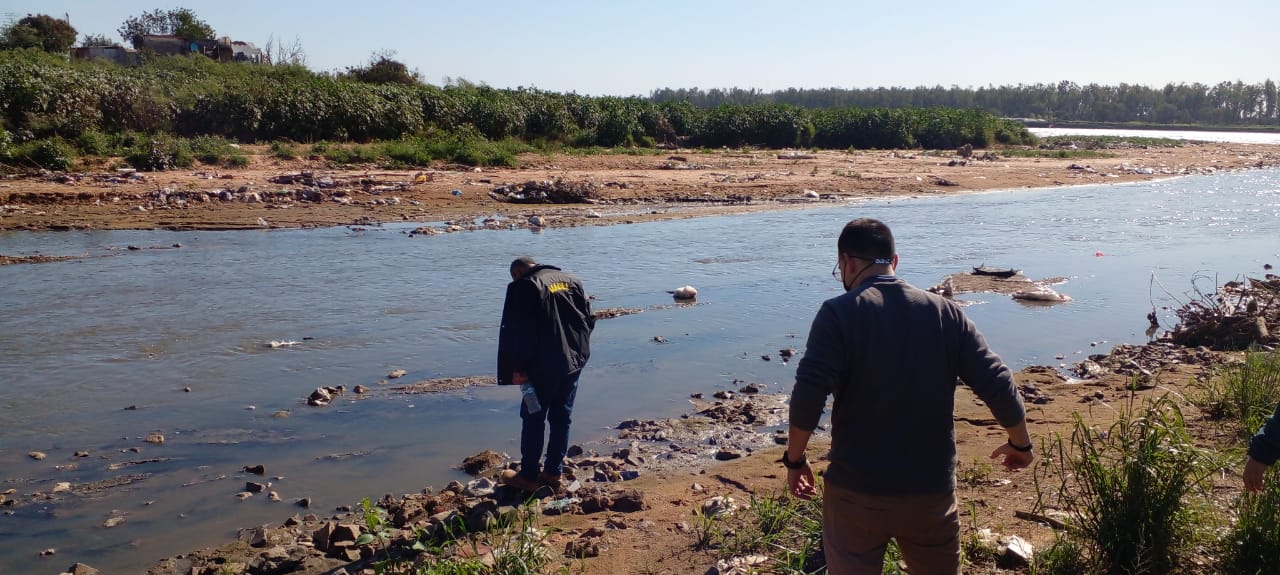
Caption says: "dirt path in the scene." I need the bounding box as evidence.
[3,141,1279,233]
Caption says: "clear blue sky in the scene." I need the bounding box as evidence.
[6,0,1277,95]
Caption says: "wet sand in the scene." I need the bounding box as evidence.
[3,141,1279,234]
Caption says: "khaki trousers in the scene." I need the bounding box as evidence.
[822,481,961,575]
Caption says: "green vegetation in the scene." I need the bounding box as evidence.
[0,49,1035,172]
[1222,475,1280,574]
[117,8,215,47]
[700,491,826,574]
[1034,394,1216,575]
[997,149,1114,159]
[1,14,77,53]
[652,81,1280,127]
[1196,350,1280,441]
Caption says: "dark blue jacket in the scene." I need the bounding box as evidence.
[497,265,594,394]
[1250,402,1280,465]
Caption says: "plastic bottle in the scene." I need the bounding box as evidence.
[520,383,542,412]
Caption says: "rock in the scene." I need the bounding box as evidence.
[307,387,332,406]
[464,500,500,532]
[803,189,820,198]
[312,522,337,551]
[63,563,99,575]
[701,496,738,518]
[243,464,266,475]
[610,489,646,512]
[579,494,611,514]
[565,538,601,558]
[102,516,125,528]
[74,450,89,458]
[388,369,407,379]
[267,491,281,502]
[296,497,311,508]
[40,548,56,556]
[460,450,506,476]
[236,492,254,500]
[245,482,267,493]
[779,348,797,359]
[711,555,769,575]
[144,433,164,445]
[353,384,368,394]
[331,523,362,545]
[528,215,544,227]
[715,449,744,461]
[28,451,47,460]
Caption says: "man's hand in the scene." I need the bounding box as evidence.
[990,442,1034,470]
[788,465,817,500]
[1245,456,1270,493]
[512,372,528,385]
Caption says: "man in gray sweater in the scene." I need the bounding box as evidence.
[785,218,1034,575]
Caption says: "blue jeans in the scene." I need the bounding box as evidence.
[519,371,580,480]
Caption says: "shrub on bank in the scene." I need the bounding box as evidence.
[0,50,1036,171]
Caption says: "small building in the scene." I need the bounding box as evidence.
[132,35,267,64]
[71,45,140,66]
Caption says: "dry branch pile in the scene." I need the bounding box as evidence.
[487,179,600,204]
[1171,275,1280,350]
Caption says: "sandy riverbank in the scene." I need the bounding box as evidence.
[129,335,1247,575]
[3,141,1279,234]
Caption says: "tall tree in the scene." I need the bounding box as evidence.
[342,51,419,85]
[117,8,215,47]
[80,33,115,47]
[1,13,77,52]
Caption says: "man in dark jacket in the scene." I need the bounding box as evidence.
[785,218,1033,575]
[497,257,595,492]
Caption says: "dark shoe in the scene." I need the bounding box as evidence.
[538,471,563,489]
[499,469,541,492]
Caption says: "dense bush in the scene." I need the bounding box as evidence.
[0,50,1035,172]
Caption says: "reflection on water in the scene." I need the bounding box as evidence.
[1,168,1279,571]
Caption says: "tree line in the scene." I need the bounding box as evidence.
[650,81,1280,127]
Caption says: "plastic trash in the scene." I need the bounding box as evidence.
[521,384,542,412]
[544,497,580,512]
[451,189,462,196]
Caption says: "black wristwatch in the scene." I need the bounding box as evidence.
[780,451,808,470]
[1007,439,1034,453]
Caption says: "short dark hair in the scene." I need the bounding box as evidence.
[838,218,895,260]
[510,256,537,273]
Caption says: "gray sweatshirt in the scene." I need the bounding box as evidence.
[789,275,1026,495]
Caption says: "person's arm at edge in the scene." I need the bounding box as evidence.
[952,309,1033,470]
[1245,401,1280,492]
[787,303,842,499]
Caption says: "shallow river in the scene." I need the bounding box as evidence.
[2,165,1279,572]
